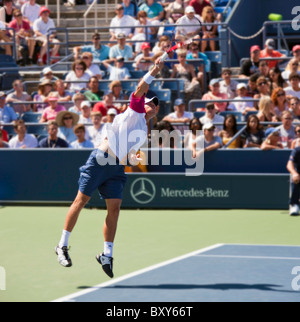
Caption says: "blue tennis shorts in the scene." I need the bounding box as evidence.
[78,149,127,200]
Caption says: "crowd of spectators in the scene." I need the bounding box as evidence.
[0,1,300,155]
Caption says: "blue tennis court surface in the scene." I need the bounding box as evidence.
[53,244,300,302]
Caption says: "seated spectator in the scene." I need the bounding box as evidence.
[21,0,40,26]
[86,111,106,146]
[292,45,300,65]
[40,92,66,123]
[261,127,283,150]
[65,60,90,93]
[284,72,300,100]
[70,124,94,149]
[93,93,118,118]
[199,102,224,133]
[239,45,260,78]
[165,0,184,24]
[186,41,209,93]
[0,128,9,148]
[8,9,36,66]
[260,39,286,69]
[282,58,300,81]
[109,4,136,42]
[0,20,12,56]
[290,97,300,121]
[102,56,131,81]
[109,32,133,60]
[253,76,271,106]
[184,117,203,152]
[227,83,255,115]
[257,95,278,124]
[201,6,218,52]
[73,33,110,63]
[84,76,103,103]
[255,61,270,80]
[33,79,53,112]
[219,69,238,99]
[171,48,202,105]
[202,122,222,151]
[201,79,227,112]
[132,10,153,54]
[33,6,60,66]
[152,120,179,148]
[189,0,212,17]
[38,120,69,148]
[106,108,117,123]
[0,92,18,123]
[8,119,38,148]
[134,42,154,71]
[276,110,295,149]
[247,74,259,97]
[175,6,201,41]
[81,52,104,80]
[139,0,164,22]
[291,124,300,149]
[6,80,31,114]
[109,80,128,112]
[241,114,265,148]
[271,87,288,121]
[40,67,59,82]
[69,93,85,114]
[56,110,79,144]
[0,0,15,27]
[218,114,241,149]
[269,66,288,92]
[53,79,72,109]
[79,101,92,124]
[163,98,193,134]
[122,0,137,17]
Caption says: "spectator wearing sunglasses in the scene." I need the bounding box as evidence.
[290,97,300,121]
[73,33,110,63]
[271,87,288,121]
[276,110,296,149]
[253,76,271,107]
[284,73,300,100]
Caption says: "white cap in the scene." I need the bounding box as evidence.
[107,108,117,115]
[43,67,52,75]
[237,83,247,90]
[203,122,215,130]
[81,101,91,108]
[185,6,195,13]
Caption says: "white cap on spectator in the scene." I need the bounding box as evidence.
[203,122,215,130]
[43,67,52,75]
[107,108,117,115]
[81,101,91,109]
[237,83,247,90]
[185,6,195,14]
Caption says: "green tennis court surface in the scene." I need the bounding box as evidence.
[0,206,299,302]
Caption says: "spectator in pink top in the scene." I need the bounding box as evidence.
[40,92,66,123]
[201,78,228,112]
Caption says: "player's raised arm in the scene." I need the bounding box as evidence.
[134,57,165,98]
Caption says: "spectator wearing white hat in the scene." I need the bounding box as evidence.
[260,38,285,69]
[109,32,133,61]
[227,83,255,114]
[202,122,222,151]
[163,98,194,134]
[40,67,59,82]
[79,101,92,124]
[109,4,136,42]
[106,108,117,123]
[175,6,202,41]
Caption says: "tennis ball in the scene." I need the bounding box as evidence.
[268,13,283,21]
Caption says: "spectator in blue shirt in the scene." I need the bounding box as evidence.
[122,0,137,17]
[0,92,18,123]
[139,0,164,22]
[109,32,133,60]
[70,124,94,149]
[73,33,110,63]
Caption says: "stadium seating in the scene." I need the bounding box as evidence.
[0,55,22,91]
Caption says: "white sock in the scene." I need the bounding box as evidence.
[103,242,114,258]
[59,230,71,248]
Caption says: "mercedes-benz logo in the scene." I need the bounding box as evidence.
[130,178,156,204]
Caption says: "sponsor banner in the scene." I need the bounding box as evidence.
[88,174,290,209]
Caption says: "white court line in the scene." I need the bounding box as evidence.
[196,254,300,261]
[51,243,224,302]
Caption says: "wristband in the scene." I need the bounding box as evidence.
[143,72,155,85]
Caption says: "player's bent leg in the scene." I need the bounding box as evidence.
[55,191,91,268]
[96,198,122,278]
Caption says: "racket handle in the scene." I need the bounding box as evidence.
[160,52,169,62]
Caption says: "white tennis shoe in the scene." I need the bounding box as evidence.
[55,246,72,267]
[289,205,299,216]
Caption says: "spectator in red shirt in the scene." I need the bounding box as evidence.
[188,0,212,16]
[260,39,285,69]
[8,9,36,65]
[92,92,119,120]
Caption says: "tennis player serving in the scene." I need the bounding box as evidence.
[55,56,165,278]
